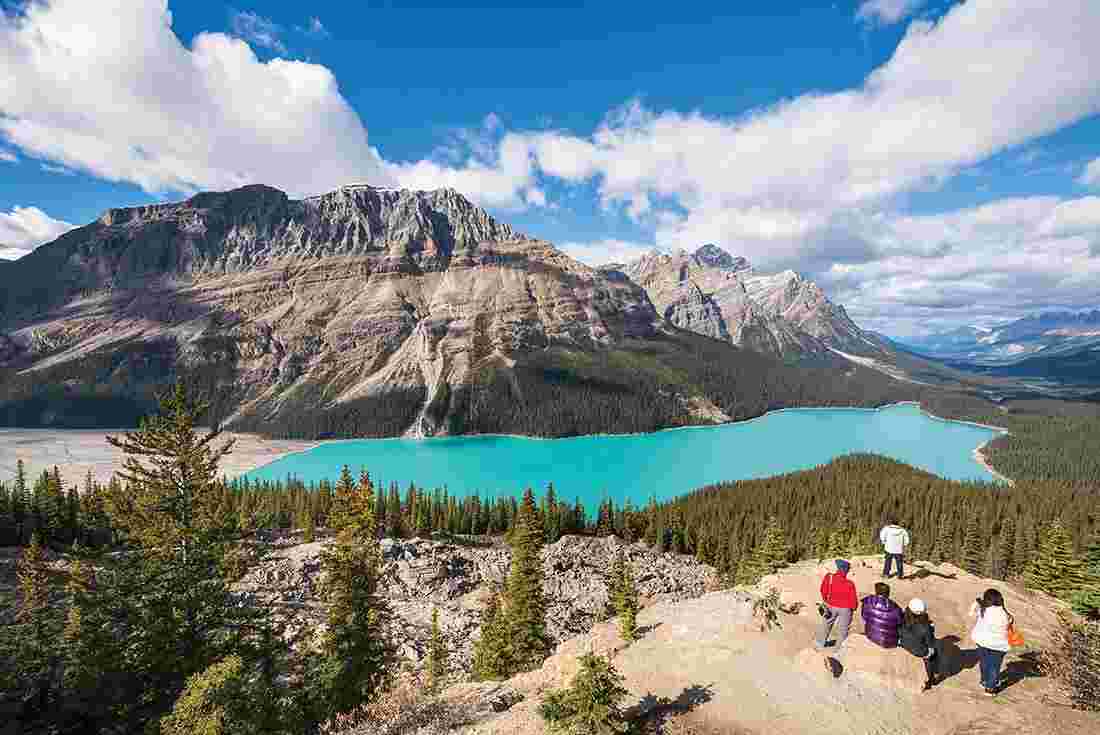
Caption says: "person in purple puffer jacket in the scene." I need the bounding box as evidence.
[861,582,904,648]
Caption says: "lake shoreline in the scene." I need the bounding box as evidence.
[241,399,1009,485]
[0,399,1011,489]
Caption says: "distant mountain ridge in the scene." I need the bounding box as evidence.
[891,311,1100,387]
[0,184,916,436]
[614,244,886,360]
[894,311,1100,362]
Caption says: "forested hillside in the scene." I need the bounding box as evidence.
[2,385,1099,733]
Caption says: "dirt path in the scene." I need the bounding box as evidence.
[460,557,1099,735]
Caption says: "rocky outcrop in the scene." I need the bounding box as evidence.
[235,534,719,674]
[619,245,887,361]
[0,184,660,435]
[439,557,1099,735]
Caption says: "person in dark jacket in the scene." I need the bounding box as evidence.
[899,598,941,691]
[861,582,904,648]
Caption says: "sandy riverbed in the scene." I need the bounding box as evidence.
[0,429,318,489]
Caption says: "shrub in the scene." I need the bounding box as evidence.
[160,656,260,735]
[538,652,629,735]
[752,588,784,631]
[318,671,470,735]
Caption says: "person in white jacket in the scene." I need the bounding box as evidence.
[879,518,910,579]
[970,588,1012,696]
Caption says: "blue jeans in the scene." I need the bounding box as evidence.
[978,646,1006,690]
[883,553,904,578]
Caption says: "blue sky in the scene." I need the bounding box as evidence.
[1,0,1099,335]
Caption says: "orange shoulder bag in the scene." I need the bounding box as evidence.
[1007,614,1025,647]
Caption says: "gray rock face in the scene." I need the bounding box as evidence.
[620,245,885,360]
[236,534,719,674]
[0,184,660,435]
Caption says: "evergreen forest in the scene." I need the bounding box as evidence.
[1,383,1099,732]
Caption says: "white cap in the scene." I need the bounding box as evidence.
[908,598,926,614]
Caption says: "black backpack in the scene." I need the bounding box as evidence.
[899,619,933,656]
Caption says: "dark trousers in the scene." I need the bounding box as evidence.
[922,640,942,680]
[977,645,1006,690]
[883,553,904,578]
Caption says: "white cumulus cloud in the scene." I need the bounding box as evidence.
[559,239,660,267]
[230,10,286,53]
[0,206,76,260]
[1080,157,1100,188]
[514,0,1100,272]
[822,196,1100,334]
[0,0,393,198]
[856,0,927,26]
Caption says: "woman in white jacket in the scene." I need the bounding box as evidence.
[969,588,1012,695]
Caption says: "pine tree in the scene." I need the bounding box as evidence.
[303,509,316,543]
[544,484,561,543]
[502,487,550,672]
[472,591,510,680]
[1085,526,1100,575]
[98,381,254,719]
[995,516,1016,580]
[611,552,640,643]
[848,524,876,556]
[809,521,830,562]
[961,511,985,576]
[741,516,791,584]
[311,471,393,720]
[1026,519,1089,599]
[931,512,953,565]
[328,467,375,538]
[65,484,80,544]
[44,467,65,543]
[0,481,10,525]
[14,533,60,713]
[427,607,447,691]
[595,498,613,537]
[12,458,28,543]
[385,483,403,539]
[538,652,629,735]
[329,466,356,523]
[1015,519,1037,574]
[63,552,124,727]
[643,498,658,547]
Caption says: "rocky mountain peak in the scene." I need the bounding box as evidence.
[0,183,662,436]
[693,243,747,271]
[621,247,882,360]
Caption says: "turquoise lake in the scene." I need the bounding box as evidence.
[241,403,1005,507]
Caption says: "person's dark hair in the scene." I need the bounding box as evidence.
[903,609,929,627]
[977,588,1007,616]
[887,516,898,526]
[875,582,890,597]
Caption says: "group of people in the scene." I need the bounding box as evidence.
[813,518,1017,696]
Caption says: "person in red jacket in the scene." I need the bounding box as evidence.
[815,559,858,671]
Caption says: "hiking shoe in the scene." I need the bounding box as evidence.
[983,687,998,697]
[825,657,841,678]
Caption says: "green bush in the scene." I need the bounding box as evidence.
[160,656,260,735]
[538,652,630,735]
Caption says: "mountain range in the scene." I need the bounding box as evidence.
[890,312,1100,386]
[614,245,886,361]
[0,184,921,437]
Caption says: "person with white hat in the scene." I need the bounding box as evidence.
[899,598,941,691]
